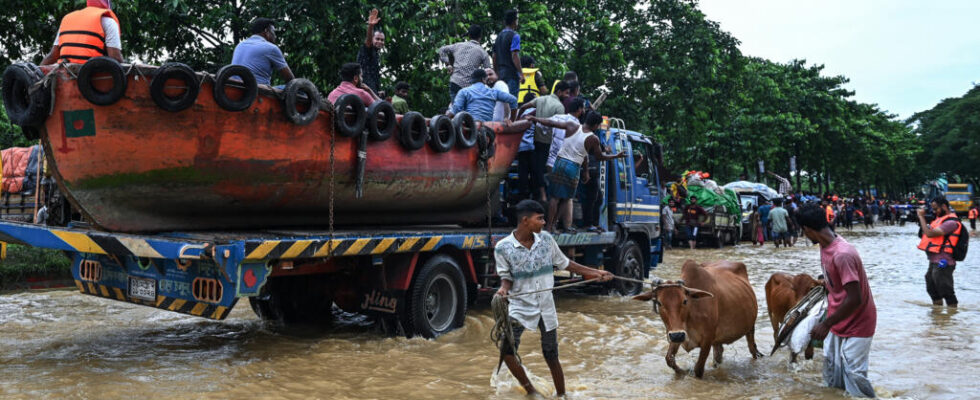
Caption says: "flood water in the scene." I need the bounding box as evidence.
[1,223,977,399]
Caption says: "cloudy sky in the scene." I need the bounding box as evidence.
[697,0,980,119]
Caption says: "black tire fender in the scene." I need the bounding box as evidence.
[333,93,366,136]
[477,126,496,159]
[366,100,396,141]
[407,254,467,338]
[428,115,456,152]
[452,111,478,148]
[212,64,257,112]
[284,78,321,126]
[77,56,128,106]
[2,62,51,127]
[150,62,199,112]
[398,111,427,151]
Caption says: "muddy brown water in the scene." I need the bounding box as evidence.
[1,224,977,399]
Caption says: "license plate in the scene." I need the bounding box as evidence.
[128,276,156,301]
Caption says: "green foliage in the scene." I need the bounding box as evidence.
[909,85,980,187]
[0,244,72,289]
[0,0,935,195]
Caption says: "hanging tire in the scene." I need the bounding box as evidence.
[76,57,127,106]
[212,65,257,112]
[333,93,365,137]
[283,78,321,126]
[398,111,427,151]
[428,115,455,152]
[366,100,396,141]
[452,112,478,148]
[477,126,496,159]
[2,62,51,127]
[150,63,199,112]
[407,254,467,338]
[611,239,645,295]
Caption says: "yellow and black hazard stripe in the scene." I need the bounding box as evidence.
[74,280,231,320]
[50,230,166,258]
[243,236,444,261]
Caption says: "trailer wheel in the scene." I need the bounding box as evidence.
[248,275,334,325]
[713,230,724,248]
[611,240,644,295]
[408,254,467,338]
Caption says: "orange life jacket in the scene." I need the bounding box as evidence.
[917,213,962,254]
[969,208,978,219]
[57,6,120,64]
[825,206,835,223]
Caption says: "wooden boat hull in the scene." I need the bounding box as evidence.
[38,66,527,232]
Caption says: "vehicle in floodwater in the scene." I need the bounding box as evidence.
[0,56,668,340]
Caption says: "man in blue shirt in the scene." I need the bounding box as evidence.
[448,69,517,122]
[758,200,773,241]
[231,18,294,86]
[492,9,522,97]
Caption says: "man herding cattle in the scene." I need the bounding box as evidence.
[633,260,763,378]
[798,204,877,398]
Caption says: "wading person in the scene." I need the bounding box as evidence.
[41,0,123,65]
[769,198,790,248]
[916,196,964,307]
[969,205,978,231]
[494,200,613,396]
[798,204,877,398]
[683,196,707,249]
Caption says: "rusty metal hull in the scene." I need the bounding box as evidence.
[39,67,526,232]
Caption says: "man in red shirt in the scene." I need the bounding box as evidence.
[682,196,707,250]
[798,204,877,398]
[327,63,380,106]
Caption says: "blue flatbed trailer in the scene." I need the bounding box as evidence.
[0,121,665,338]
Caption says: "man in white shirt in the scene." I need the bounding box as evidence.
[488,68,512,122]
[495,199,612,397]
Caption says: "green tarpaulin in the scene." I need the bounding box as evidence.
[665,184,741,216]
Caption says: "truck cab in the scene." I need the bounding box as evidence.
[945,183,974,217]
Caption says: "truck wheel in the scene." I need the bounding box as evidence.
[612,240,644,295]
[408,254,467,338]
[248,275,334,325]
[713,231,724,248]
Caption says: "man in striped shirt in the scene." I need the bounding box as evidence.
[438,24,491,104]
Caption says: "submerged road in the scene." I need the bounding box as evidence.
[0,224,977,399]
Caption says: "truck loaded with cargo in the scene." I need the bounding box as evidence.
[0,59,665,337]
[665,172,742,247]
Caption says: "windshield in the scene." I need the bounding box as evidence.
[946,193,971,202]
[740,195,758,212]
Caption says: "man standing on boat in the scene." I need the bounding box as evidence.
[527,111,625,232]
[447,69,516,122]
[359,8,384,95]
[231,18,295,87]
[492,9,523,97]
[41,0,123,65]
[327,63,381,106]
[495,199,613,397]
[438,24,491,105]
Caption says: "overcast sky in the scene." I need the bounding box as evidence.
[697,0,980,119]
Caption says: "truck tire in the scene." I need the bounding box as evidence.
[408,254,467,338]
[713,230,724,248]
[611,239,644,295]
[248,275,334,325]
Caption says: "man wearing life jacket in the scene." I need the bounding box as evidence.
[916,196,961,307]
[41,0,122,65]
[823,200,836,230]
[968,205,978,231]
[518,55,547,104]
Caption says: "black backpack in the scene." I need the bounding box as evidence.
[944,220,969,262]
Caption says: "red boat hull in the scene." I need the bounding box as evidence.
[38,65,527,232]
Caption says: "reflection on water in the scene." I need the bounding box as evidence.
[1,225,978,399]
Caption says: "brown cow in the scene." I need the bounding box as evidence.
[633,260,763,378]
[765,272,822,362]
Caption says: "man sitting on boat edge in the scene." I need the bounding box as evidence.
[327,62,381,106]
[41,0,123,65]
[231,17,295,87]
